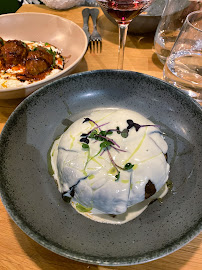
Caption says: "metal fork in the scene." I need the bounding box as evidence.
[82,8,91,51]
[89,8,102,53]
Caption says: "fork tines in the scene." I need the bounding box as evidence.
[90,39,102,53]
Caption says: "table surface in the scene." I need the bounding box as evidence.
[0,4,201,270]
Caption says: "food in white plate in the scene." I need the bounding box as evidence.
[0,38,66,90]
[50,108,170,224]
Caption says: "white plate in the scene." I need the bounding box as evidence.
[0,12,88,99]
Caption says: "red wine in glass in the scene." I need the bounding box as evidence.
[97,0,154,68]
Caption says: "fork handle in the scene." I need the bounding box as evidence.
[90,8,99,30]
[82,8,90,30]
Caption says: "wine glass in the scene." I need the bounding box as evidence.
[97,0,155,69]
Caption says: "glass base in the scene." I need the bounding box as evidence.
[163,64,202,104]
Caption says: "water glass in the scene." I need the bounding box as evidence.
[154,0,202,64]
[163,10,202,103]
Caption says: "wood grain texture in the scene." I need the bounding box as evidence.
[0,4,201,270]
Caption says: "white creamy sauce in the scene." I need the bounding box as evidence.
[0,68,61,89]
[50,108,170,224]
[70,184,168,224]
[0,40,64,90]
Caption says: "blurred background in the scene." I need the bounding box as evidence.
[0,0,22,14]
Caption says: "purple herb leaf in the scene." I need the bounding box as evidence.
[83,118,90,123]
[87,122,110,135]
[111,146,127,153]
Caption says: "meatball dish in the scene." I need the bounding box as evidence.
[0,38,65,89]
[50,109,170,224]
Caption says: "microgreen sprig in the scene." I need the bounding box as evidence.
[0,37,4,46]
[81,122,110,137]
[46,47,56,68]
[80,117,158,181]
[106,148,134,180]
[126,119,160,132]
[82,143,89,149]
[83,139,113,171]
[83,117,102,131]
[116,120,160,139]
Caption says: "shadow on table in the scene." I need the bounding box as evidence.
[71,55,89,74]
[0,98,23,123]
[152,52,164,70]
[9,218,202,270]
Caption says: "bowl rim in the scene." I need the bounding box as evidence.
[0,69,201,266]
[0,12,88,94]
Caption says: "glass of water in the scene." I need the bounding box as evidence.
[154,0,202,65]
[163,10,202,103]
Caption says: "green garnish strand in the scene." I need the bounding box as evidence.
[46,47,56,68]
[158,198,163,203]
[82,143,89,149]
[116,126,121,134]
[115,171,120,181]
[88,130,98,138]
[100,140,112,148]
[166,179,173,190]
[84,148,102,171]
[99,130,113,136]
[124,163,134,170]
[21,41,27,48]
[0,37,4,45]
[100,130,106,136]
[121,129,129,138]
[76,203,92,212]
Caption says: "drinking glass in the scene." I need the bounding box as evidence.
[154,0,202,65]
[97,0,155,69]
[163,10,202,103]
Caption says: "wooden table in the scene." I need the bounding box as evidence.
[0,4,201,270]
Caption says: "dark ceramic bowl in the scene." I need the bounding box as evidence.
[100,0,166,34]
[0,70,201,266]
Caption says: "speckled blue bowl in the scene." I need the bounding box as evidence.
[0,70,201,266]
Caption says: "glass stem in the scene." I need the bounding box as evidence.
[117,24,129,70]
